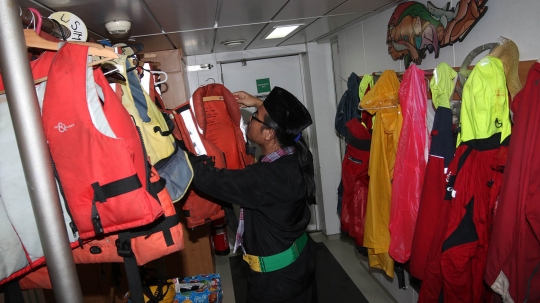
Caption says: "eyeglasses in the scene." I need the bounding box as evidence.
[250,111,270,127]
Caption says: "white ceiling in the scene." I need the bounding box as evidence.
[17,0,401,56]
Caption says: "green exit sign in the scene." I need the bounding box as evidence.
[256,78,271,94]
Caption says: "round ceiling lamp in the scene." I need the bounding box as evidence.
[105,20,131,42]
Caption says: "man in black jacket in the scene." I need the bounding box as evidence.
[191,86,317,303]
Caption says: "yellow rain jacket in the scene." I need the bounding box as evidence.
[457,56,511,146]
[360,70,402,278]
[430,62,457,110]
[359,74,374,100]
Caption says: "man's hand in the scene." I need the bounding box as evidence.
[233,91,263,108]
[188,154,215,168]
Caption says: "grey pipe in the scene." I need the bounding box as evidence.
[20,7,71,40]
[0,1,83,302]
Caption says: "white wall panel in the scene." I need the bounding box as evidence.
[220,56,303,98]
[454,0,540,65]
[341,23,366,77]
[337,0,540,75]
[361,8,403,73]
[337,31,349,94]
[306,42,342,236]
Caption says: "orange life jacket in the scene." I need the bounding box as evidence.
[41,44,164,240]
[154,84,254,228]
[18,167,184,290]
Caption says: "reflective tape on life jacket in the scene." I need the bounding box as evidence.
[0,53,80,285]
[0,196,28,284]
[0,92,78,284]
[42,43,164,239]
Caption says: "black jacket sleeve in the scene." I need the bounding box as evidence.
[190,155,268,209]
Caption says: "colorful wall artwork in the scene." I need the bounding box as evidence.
[387,1,488,67]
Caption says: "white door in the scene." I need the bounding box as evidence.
[221,55,319,231]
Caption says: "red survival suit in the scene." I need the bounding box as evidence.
[419,56,511,302]
[409,104,455,280]
[410,61,457,280]
[340,118,371,247]
[484,62,540,303]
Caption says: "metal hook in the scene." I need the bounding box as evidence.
[206,78,215,83]
[27,10,35,30]
[27,8,42,35]
[103,67,119,76]
[152,70,168,86]
[425,77,430,92]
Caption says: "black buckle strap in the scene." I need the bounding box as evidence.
[153,125,173,137]
[128,215,181,247]
[118,232,144,303]
[91,174,142,203]
[114,216,181,251]
[90,174,143,235]
[148,176,167,202]
[116,234,134,258]
[91,202,104,235]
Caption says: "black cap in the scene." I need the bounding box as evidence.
[263,86,312,135]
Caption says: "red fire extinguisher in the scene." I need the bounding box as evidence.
[211,218,230,256]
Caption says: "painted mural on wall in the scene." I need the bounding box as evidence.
[387,0,488,67]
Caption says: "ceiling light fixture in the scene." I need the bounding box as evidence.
[186,64,213,72]
[264,24,302,39]
[221,40,246,46]
[104,20,131,41]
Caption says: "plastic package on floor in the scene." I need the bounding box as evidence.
[173,273,223,303]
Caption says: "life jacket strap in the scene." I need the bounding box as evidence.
[153,125,173,137]
[128,215,180,246]
[90,174,143,236]
[117,231,144,303]
[92,174,142,203]
[115,214,182,303]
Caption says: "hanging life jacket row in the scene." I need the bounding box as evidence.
[0,43,192,303]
